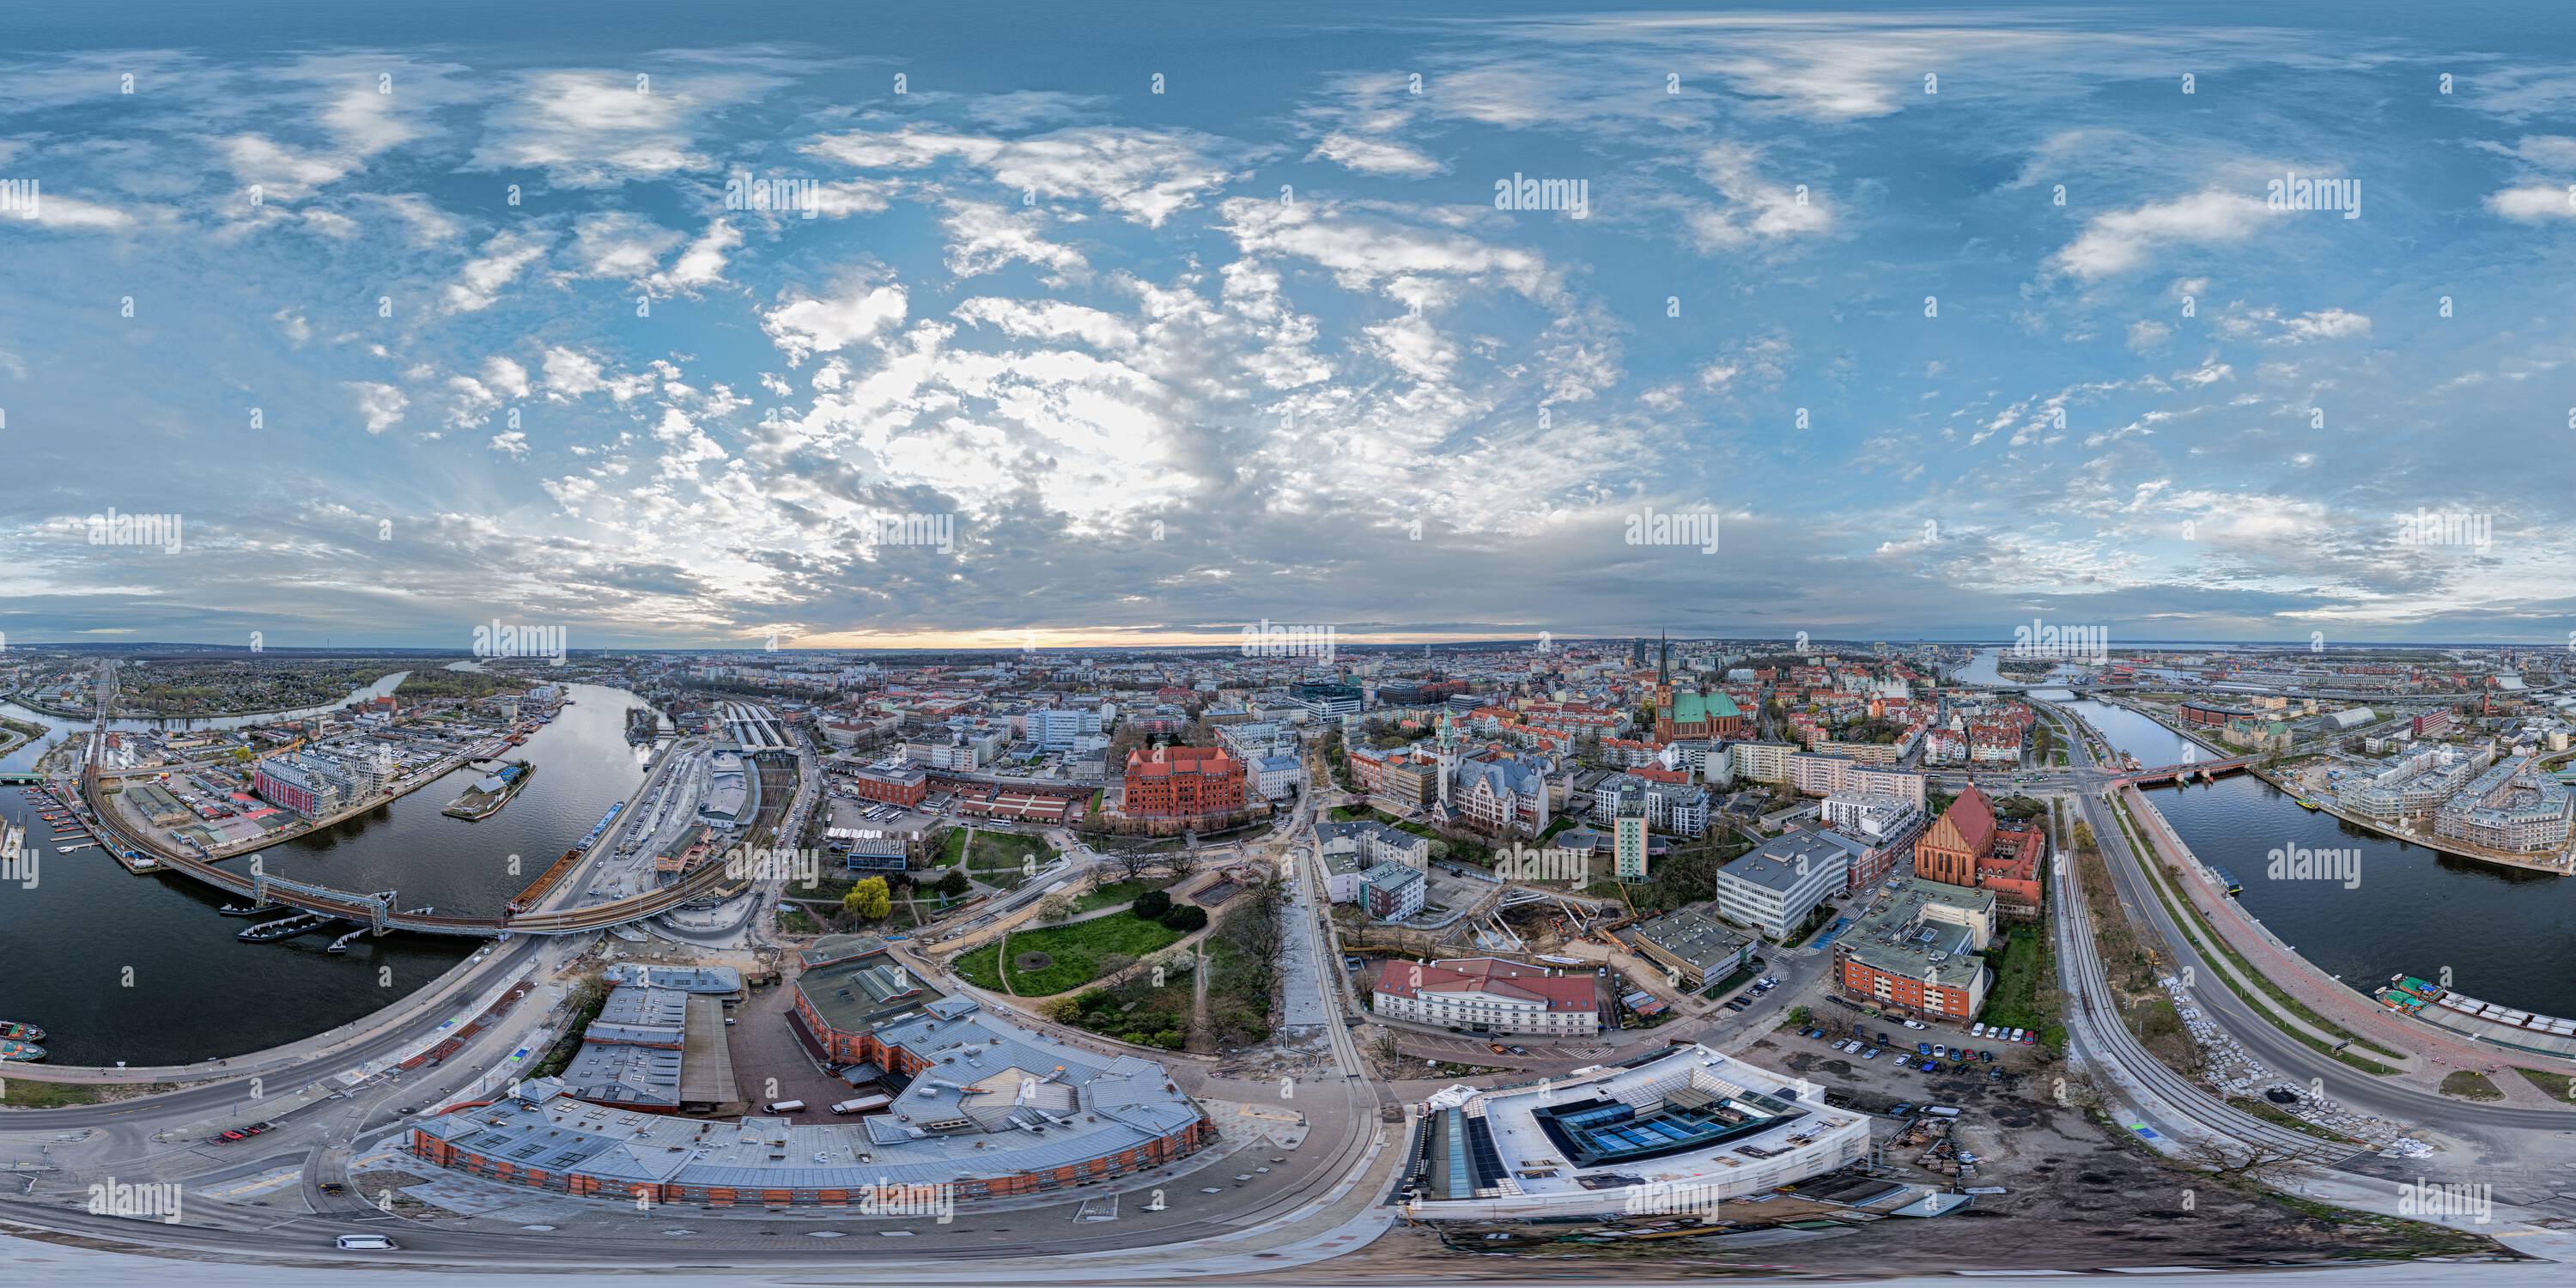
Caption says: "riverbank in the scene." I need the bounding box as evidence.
[0,712,48,760]
[2252,762,2573,876]
[97,742,481,864]
[2099,694,2574,877]
[2114,782,2576,1080]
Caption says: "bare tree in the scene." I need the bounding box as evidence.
[1164,846,1200,883]
[2177,1138,2310,1188]
[1113,846,1151,884]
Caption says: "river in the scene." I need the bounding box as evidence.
[0,681,648,1066]
[2062,699,2576,1021]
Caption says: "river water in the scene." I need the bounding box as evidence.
[0,682,647,1066]
[2063,699,2576,1021]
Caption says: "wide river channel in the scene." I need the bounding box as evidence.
[0,681,648,1066]
[2063,698,2576,1022]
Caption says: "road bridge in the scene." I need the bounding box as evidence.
[2117,756,2253,787]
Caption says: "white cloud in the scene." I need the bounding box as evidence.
[483,355,532,400]
[1307,131,1443,176]
[2126,319,2172,352]
[953,296,1136,351]
[2487,184,2576,222]
[489,429,530,459]
[444,229,548,313]
[345,380,409,434]
[807,125,1251,227]
[2274,307,2371,343]
[541,346,654,402]
[762,278,909,364]
[2051,190,2272,280]
[567,212,682,279]
[653,217,740,290]
[475,70,773,187]
[1684,143,1831,251]
[219,133,355,200]
[940,201,1087,279]
[357,192,461,246]
[14,192,148,232]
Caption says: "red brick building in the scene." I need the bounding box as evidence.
[1123,745,1246,818]
[845,761,928,806]
[1915,784,2046,920]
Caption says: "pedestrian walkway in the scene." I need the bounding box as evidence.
[2119,785,2576,1090]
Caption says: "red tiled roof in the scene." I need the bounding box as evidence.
[1943,782,1996,854]
[1370,957,1596,1012]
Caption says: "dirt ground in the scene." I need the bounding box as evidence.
[1295,1024,2509,1277]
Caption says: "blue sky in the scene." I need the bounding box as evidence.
[6,0,2576,650]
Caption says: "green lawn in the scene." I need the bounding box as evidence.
[969,830,1055,872]
[2439,1070,2505,1102]
[936,829,969,868]
[2516,1066,2576,1102]
[1075,877,1169,914]
[957,915,1188,995]
[1978,927,2053,1031]
[1,1078,110,1109]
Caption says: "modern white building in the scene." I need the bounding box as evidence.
[1712,831,1850,942]
[1400,1043,1869,1219]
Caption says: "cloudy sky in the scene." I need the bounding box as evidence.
[6,0,2576,651]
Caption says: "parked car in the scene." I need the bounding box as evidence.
[1981,1049,1996,1062]
[1877,1031,1893,1046]
[1915,1042,1930,1055]
[1902,1018,1927,1030]
[335,1235,398,1251]
[2019,1031,2037,1045]
[1931,1044,1947,1059]
[1862,1047,1880,1060]
[1971,1023,1987,1038]
[1887,1103,1914,1117]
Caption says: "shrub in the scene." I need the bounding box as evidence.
[1159,904,1209,933]
[1132,890,1174,920]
